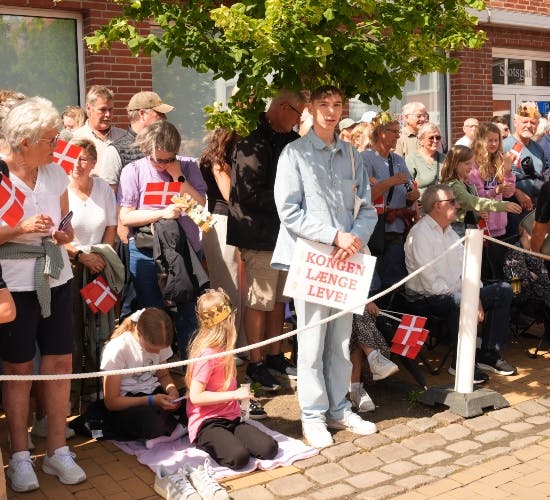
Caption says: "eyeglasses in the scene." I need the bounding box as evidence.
[150,155,177,164]
[437,198,458,206]
[286,102,302,117]
[426,135,441,141]
[407,113,428,119]
[38,133,59,147]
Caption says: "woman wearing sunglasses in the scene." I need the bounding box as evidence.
[118,120,207,356]
[406,122,445,197]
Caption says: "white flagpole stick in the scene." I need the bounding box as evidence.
[455,228,483,394]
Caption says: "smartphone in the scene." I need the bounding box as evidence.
[58,211,73,231]
[171,396,185,403]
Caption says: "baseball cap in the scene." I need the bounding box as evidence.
[127,91,174,113]
[339,118,356,130]
[360,111,377,124]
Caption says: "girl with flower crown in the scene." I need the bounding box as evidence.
[186,289,278,469]
[73,307,187,445]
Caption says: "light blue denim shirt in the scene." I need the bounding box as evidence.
[271,129,377,270]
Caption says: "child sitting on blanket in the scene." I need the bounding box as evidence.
[73,307,187,445]
[186,288,278,469]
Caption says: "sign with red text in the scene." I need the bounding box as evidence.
[283,238,376,313]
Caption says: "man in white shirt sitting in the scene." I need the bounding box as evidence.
[404,184,516,381]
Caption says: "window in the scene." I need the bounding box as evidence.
[492,56,550,87]
[0,8,83,110]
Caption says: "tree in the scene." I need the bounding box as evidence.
[85,0,486,134]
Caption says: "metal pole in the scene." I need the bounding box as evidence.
[454,228,483,394]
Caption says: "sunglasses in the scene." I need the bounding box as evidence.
[150,156,177,164]
[426,135,441,141]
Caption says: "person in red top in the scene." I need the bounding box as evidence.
[186,289,278,469]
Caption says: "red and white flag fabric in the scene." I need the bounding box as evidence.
[80,275,117,314]
[477,218,490,247]
[0,173,25,227]
[390,314,429,359]
[143,181,182,206]
[53,140,83,174]
[372,194,384,214]
[509,142,523,169]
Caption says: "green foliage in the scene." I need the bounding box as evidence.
[85,0,486,135]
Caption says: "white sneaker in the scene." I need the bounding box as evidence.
[154,465,201,500]
[42,445,86,485]
[350,384,375,412]
[368,350,399,381]
[7,451,39,492]
[188,459,229,500]
[302,421,334,449]
[326,411,377,435]
[31,413,76,439]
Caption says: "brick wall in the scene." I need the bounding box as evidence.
[488,0,550,15]
[2,0,152,126]
[450,23,550,143]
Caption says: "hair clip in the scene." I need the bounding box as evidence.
[130,308,145,323]
[201,302,233,328]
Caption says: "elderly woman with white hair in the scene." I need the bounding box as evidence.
[0,97,86,492]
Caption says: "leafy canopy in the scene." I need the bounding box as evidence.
[86,0,486,134]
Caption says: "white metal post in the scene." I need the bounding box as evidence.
[454,228,483,394]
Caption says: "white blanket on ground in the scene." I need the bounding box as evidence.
[112,419,318,479]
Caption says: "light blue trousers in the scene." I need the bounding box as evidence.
[294,299,353,423]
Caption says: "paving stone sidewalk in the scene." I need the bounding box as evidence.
[227,396,550,499]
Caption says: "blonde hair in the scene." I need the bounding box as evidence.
[185,289,237,391]
[440,145,474,183]
[111,307,173,347]
[471,122,505,182]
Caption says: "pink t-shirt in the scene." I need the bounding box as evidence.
[186,348,240,443]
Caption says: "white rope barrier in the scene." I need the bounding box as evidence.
[0,236,467,382]
[484,234,550,261]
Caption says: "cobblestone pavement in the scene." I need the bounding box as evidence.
[2,333,550,498]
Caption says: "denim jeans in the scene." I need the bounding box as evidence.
[294,298,353,423]
[128,239,197,357]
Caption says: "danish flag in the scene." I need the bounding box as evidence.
[53,140,83,174]
[80,275,117,314]
[477,218,490,247]
[509,142,524,170]
[143,181,182,206]
[0,173,25,227]
[390,314,429,359]
[372,194,384,214]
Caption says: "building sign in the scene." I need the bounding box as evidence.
[493,57,550,87]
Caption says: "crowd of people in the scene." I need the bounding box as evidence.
[1,83,550,495]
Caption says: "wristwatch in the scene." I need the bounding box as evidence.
[74,250,83,262]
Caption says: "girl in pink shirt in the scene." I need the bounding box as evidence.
[186,289,278,469]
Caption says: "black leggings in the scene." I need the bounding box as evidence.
[196,417,278,470]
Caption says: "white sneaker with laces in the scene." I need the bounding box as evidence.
[368,350,399,381]
[350,384,375,412]
[326,411,377,435]
[154,465,200,500]
[7,451,39,492]
[302,421,334,449]
[188,458,229,500]
[42,445,86,485]
[31,413,76,439]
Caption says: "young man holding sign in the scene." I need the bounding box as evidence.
[272,86,378,448]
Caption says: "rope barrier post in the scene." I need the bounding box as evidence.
[454,228,483,394]
[419,229,510,417]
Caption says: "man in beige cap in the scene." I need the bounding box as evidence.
[73,85,126,172]
[98,90,174,190]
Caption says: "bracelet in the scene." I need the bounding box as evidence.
[165,383,176,392]
[148,394,153,407]
[178,175,186,183]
